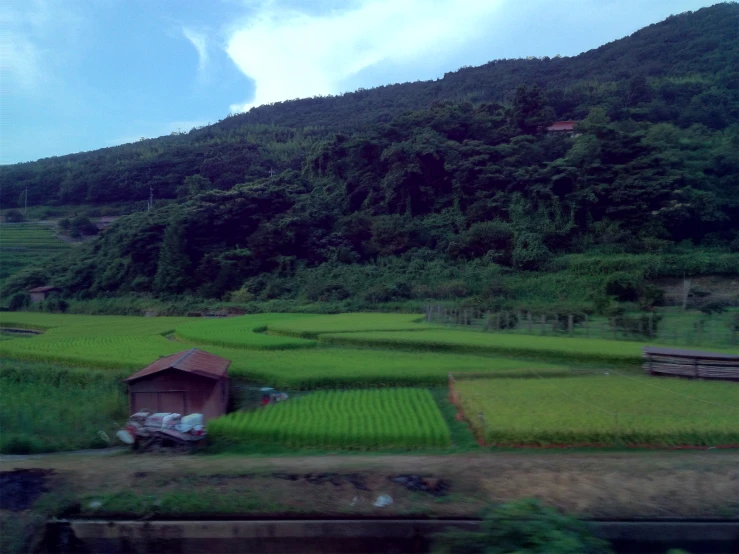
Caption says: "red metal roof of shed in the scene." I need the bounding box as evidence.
[124,348,230,382]
[28,286,60,293]
[547,121,576,132]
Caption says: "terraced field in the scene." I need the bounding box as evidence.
[0,222,70,282]
[455,376,739,447]
[0,312,568,388]
[268,312,432,338]
[2,311,737,452]
[175,314,317,349]
[209,388,451,450]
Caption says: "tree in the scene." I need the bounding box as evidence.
[512,85,555,134]
[178,174,213,198]
[153,217,192,294]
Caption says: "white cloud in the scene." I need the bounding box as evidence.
[224,0,505,113]
[182,27,210,76]
[0,32,42,90]
[0,0,84,92]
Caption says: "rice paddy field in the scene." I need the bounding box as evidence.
[1,311,737,453]
[454,376,739,447]
[0,222,70,282]
[209,388,450,450]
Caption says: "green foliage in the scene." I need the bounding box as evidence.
[1,5,738,304]
[4,210,24,223]
[209,388,451,450]
[0,361,127,453]
[68,215,98,238]
[456,376,739,446]
[433,498,612,554]
[8,293,29,311]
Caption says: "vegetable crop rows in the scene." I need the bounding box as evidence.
[209,388,451,449]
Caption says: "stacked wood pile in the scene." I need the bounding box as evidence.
[643,347,739,381]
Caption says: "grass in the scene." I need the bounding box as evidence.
[175,313,317,349]
[0,360,128,453]
[210,388,451,450]
[454,375,739,447]
[0,222,70,282]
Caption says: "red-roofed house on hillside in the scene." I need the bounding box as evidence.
[28,286,61,303]
[546,121,578,135]
[124,349,230,421]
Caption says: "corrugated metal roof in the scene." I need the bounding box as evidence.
[547,121,576,131]
[643,346,739,361]
[28,286,60,293]
[124,348,231,382]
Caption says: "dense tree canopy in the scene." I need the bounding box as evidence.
[1,4,738,305]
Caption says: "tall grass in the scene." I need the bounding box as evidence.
[0,361,128,453]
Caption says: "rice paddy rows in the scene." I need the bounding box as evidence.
[0,223,71,282]
[175,314,316,349]
[209,388,451,449]
[455,376,739,447]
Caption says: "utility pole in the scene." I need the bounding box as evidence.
[148,185,153,212]
[24,186,28,215]
[269,168,275,178]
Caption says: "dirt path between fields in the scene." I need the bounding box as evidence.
[3,450,738,519]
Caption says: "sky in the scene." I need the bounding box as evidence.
[1,0,721,165]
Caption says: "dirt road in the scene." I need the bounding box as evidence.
[3,449,738,519]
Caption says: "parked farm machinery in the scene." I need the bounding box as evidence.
[117,410,206,453]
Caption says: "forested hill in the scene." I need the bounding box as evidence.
[2,4,739,310]
[1,3,738,208]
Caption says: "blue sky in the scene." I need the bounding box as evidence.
[1,0,720,164]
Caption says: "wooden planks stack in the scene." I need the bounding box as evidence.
[643,347,739,381]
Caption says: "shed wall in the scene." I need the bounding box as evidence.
[127,368,227,421]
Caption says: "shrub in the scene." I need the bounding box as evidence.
[604,272,642,302]
[4,209,24,223]
[433,498,612,554]
[8,293,29,311]
[433,280,468,299]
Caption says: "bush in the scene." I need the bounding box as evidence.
[433,498,612,554]
[8,293,29,311]
[433,280,468,299]
[612,312,662,337]
[4,210,24,223]
[604,272,642,302]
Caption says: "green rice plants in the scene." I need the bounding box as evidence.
[318,330,651,365]
[268,312,432,339]
[208,388,451,450]
[455,375,739,447]
[0,361,128,453]
[175,314,317,349]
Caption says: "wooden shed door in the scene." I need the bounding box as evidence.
[132,392,158,413]
[159,392,187,414]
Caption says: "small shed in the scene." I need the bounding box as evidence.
[546,121,577,134]
[28,286,61,303]
[124,348,230,421]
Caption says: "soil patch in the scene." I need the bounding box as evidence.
[0,468,54,511]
